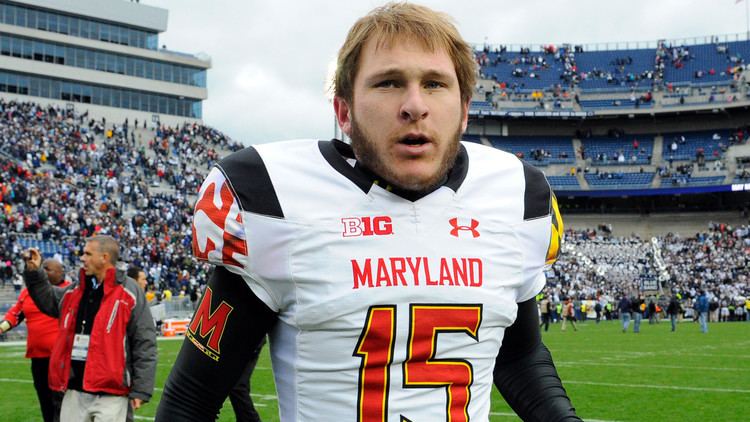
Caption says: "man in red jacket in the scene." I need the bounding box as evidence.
[1,258,70,422]
[24,235,157,422]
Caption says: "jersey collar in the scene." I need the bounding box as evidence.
[318,139,468,202]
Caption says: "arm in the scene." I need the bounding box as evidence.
[126,278,158,405]
[0,291,26,333]
[155,266,278,421]
[22,249,67,318]
[493,298,581,422]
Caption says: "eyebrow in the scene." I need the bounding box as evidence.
[364,68,454,86]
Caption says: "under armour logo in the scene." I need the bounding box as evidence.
[449,217,480,238]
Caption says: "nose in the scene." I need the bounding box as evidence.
[399,85,429,122]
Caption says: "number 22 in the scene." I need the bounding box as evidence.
[353,304,483,422]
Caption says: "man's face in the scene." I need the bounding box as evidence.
[137,271,147,290]
[43,260,64,285]
[335,37,469,192]
[81,242,106,277]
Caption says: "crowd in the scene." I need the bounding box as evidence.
[542,224,750,324]
[2,99,749,322]
[0,99,242,302]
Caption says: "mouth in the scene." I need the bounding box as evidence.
[398,133,431,147]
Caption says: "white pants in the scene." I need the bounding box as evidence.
[60,389,128,422]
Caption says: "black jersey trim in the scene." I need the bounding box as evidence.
[319,139,469,201]
[216,146,284,218]
[319,139,374,194]
[522,161,551,221]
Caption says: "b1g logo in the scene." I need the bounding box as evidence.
[342,216,393,237]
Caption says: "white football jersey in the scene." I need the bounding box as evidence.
[192,139,562,422]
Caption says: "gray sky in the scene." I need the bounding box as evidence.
[146,0,750,145]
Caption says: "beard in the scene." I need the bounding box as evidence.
[349,117,462,193]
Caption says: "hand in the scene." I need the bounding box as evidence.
[131,398,143,410]
[23,248,42,272]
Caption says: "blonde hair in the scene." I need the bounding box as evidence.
[334,2,476,105]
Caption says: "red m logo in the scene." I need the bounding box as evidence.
[449,218,480,238]
[187,287,233,361]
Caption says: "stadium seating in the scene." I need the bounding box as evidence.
[474,39,750,102]
[547,175,580,190]
[664,175,726,186]
[581,136,653,165]
[487,135,575,165]
[479,51,562,91]
[584,172,654,188]
[662,40,750,83]
[575,48,655,91]
[469,100,494,111]
[579,98,653,109]
[16,237,67,258]
[662,130,729,161]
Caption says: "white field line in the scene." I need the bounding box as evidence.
[550,348,750,360]
[557,360,750,372]
[564,380,750,393]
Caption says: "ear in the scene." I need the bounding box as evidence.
[460,99,470,133]
[333,96,353,137]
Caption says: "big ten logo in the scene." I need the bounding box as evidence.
[341,216,393,237]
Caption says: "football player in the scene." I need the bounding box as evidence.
[157,3,579,421]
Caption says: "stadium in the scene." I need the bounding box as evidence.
[0,1,747,421]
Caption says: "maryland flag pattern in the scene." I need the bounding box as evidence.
[545,194,564,265]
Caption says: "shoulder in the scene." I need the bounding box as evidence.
[202,140,318,219]
[462,142,553,220]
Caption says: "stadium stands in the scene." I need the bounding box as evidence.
[487,135,575,165]
[662,130,729,161]
[547,175,580,190]
[0,98,242,303]
[581,136,653,165]
[584,172,655,188]
[473,37,750,114]
[661,40,750,84]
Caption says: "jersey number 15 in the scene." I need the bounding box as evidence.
[353,304,483,422]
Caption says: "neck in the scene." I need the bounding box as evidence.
[95,266,114,283]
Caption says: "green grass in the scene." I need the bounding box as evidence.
[1,319,747,421]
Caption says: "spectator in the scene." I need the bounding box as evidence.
[23,236,157,421]
[127,265,148,291]
[0,258,70,422]
[696,290,710,333]
[618,296,632,332]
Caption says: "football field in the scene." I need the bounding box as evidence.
[1,319,747,421]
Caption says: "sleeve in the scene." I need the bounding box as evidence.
[2,289,27,328]
[191,147,286,311]
[23,267,68,318]
[126,280,158,402]
[494,298,581,421]
[515,161,564,302]
[155,266,277,421]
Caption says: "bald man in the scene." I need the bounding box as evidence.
[1,258,69,422]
